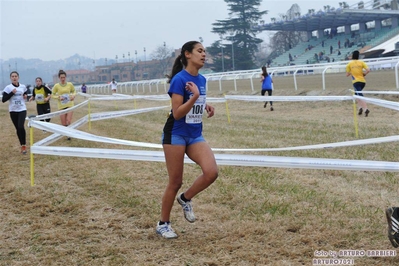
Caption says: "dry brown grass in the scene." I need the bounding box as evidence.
[1,70,399,266]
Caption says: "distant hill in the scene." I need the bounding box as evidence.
[0,54,113,88]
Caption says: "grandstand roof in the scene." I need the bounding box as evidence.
[364,34,399,56]
[254,9,399,32]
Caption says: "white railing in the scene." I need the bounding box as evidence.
[84,56,399,94]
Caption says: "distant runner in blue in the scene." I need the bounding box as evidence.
[260,66,274,111]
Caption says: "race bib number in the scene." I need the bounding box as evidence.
[61,94,70,104]
[13,99,22,106]
[186,95,205,124]
[10,91,24,111]
[36,94,44,102]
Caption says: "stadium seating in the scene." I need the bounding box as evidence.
[269,26,399,66]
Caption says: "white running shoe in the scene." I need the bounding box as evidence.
[156,222,178,239]
[177,193,196,223]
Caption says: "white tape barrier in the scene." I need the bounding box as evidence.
[78,93,110,98]
[89,106,169,121]
[78,93,170,101]
[89,95,138,101]
[131,95,170,101]
[224,94,399,111]
[27,95,398,172]
[28,98,398,152]
[77,92,93,98]
[350,90,399,95]
[212,135,399,152]
[28,94,169,122]
[30,146,399,172]
[29,120,163,149]
[33,116,89,147]
[353,95,399,111]
[79,94,354,103]
[224,95,353,102]
[83,94,169,101]
[30,115,399,152]
[112,93,135,98]
[78,93,136,99]
[27,95,353,123]
[99,95,224,103]
[208,97,227,103]
[30,106,168,147]
[27,100,89,121]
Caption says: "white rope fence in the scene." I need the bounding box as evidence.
[26,92,399,185]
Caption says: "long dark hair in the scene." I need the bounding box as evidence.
[166,41,200,83]
[261,66,269,77]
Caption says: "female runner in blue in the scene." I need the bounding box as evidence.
[156,41,218,239]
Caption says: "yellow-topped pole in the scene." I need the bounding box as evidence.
[88,99,92,130]
[29,125,35,186]
[224,94,231,124]
[351,90,359,138]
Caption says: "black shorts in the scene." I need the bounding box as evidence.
[353,82,365,96]
[261,89,272,96]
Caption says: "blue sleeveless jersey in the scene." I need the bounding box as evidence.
[262,75,272,90]
[163,70,207,138]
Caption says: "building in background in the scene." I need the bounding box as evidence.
[52,58,168,85]
[52,49,188,85]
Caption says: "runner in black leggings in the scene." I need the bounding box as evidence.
[2,71,29,154]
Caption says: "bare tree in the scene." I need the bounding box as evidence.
[254,38,272,67]
[150,43,174,78]
[269,4,307,59]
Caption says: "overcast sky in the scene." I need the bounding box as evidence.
[0,0,358,61]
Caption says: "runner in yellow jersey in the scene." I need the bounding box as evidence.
[52,70,76,140]
[345,50,370,116]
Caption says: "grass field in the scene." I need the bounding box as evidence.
[1,71,398,265]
